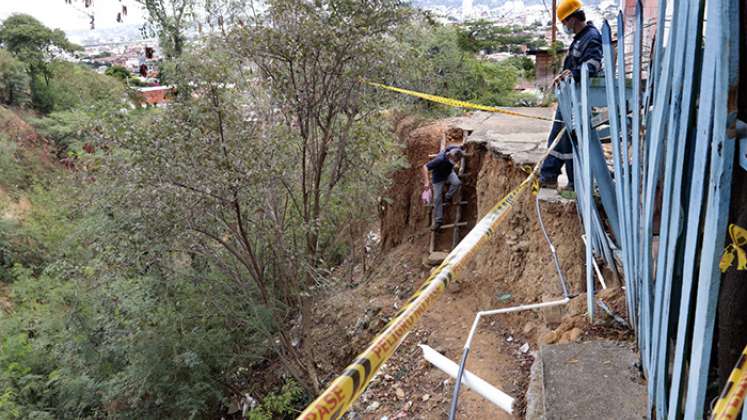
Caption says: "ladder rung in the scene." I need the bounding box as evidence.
[427,152,474,158]
[427,201,468,207]
[440,222,468,229]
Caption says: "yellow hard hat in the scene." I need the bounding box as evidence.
[557,0,583,21]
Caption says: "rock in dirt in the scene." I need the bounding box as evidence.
[395,387,405,399]
[421,394,431,402]
[427,251,448,266]
[567,293,588,316]
[520,342,530,353]
[366,401,381,412]
[559,327,583,344]
[568,327,584,342]
[541,330,559,345]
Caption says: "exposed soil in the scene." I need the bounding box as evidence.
[0,186,32,221]
[301,112,633,419]
[0,283,11,314]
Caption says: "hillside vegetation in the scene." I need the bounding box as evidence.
[0,2,544,418]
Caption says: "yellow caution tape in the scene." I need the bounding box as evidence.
[720,224,747,272]
[367,81,558,122]
[523,165,541,196]
[711,345,747,420]
[297,126,567,420]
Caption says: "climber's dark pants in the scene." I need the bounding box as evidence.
[540,108,575,186]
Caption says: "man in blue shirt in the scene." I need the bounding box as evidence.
[539,0,603,190]
[422,146,464,231]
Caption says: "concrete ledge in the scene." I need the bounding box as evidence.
[539,340,645,420]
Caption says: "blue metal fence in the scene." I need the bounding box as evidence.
[555,0,742,417]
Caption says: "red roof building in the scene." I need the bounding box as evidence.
[135,86,173,106]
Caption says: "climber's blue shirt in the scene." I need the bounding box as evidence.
[426,146,461,184]
[563,21,604,81]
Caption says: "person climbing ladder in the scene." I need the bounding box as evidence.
[422,145,464,231]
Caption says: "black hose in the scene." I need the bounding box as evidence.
[448,347,471,420]
[535,190,571,298]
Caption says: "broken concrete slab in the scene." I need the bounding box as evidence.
[427,251,449,266]
[539,340,645,420]
[526,351,545,420]
[537,187,575,204]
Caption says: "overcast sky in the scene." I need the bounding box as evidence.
[0,0,146,32]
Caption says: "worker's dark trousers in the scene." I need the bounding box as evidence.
[433,171,461,224]
[540,108,575,186]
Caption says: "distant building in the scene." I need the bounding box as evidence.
[135,86,174,107]
[462,0,473,20]
[527,47,567,90]
[623,0,659,75]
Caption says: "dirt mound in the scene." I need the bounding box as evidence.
[0,283,11,313]
[0,106,55,170]
[0,106,42,145]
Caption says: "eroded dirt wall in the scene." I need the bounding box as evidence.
[467,146,586,301]
[303,119,603,419]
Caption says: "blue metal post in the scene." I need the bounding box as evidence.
[648,0,694,416]
[683,0,739,414]
[601,20,635,330]
[581,63,594,322]
[630,0,643,335]
[615,14,634,296]
[640,0,678,373]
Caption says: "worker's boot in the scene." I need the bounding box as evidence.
[559,183,576,199]
[431,221,443,231]
[539,177,558,189]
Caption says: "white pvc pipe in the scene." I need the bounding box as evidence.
[581,234,608,290]
[465,298,571,350]
[419,344,514,414]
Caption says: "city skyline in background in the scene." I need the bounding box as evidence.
[0,0,145,35]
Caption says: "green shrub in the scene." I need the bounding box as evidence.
[45,62,125,112]
[0,49,30,107]
[247,380,305,420]
[105,65,131,83]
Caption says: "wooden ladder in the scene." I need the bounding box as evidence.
[428,141,470,265]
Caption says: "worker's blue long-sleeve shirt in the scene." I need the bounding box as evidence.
[563,22,603,80]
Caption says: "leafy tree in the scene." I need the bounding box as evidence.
[394,19,521,108]
[135,0,194,58]
[45,62,125,112]
[0,49,30,107]
[92,15,403,392]
[105,65,132,82]
[0,14,78,95]
[0,169,269,418]
[505,55,535,80]
[64,0,256,58]
[457,20,546,54]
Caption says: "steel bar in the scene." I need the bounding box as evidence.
[683,0,739,414]
[616,13,634,305]
[581,63,594,321]
[630,0,642,334]
[640,0,677,372]
[601,21,635,328]
[649,0,691,415]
